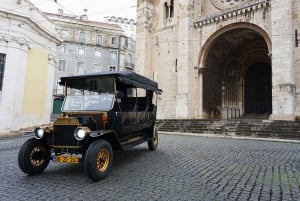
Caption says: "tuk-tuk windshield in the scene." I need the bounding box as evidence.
[61,77,115,111]
[62,94,114,111]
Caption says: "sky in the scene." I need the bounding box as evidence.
[29,0,137,21]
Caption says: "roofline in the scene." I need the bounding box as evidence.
[0,2,61,44]
[60,71,162,94]
[43,12,122,31]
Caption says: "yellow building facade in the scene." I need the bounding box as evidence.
[0,0,60,133]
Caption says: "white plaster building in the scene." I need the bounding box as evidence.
[136,0,300,121]
[0,0,60,133]
[105,16,136,40]
[44,11,136,115]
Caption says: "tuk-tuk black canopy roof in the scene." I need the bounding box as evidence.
[59,71,162,94]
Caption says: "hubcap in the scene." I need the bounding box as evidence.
[97,148,110,172]
[30,145,46,167]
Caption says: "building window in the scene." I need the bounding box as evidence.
[127,53,133,63]
[93,63,101,72]
[62,30,68,39]
[58,60,66,71]
[128,38,133,49]
[125,38,128,48]
[110,51,117,60]
[126,53,134,68]
[96,35,102,46]
[79,31,86,43]
[170,0,174,18]
[109,66,116,71]
[95,48,102,58]
[111,36,118,45]
[76,62,84,73]
[59,44,68,53]
[0,53,6,91]
[164,0,174,19]
[78,46,85,56]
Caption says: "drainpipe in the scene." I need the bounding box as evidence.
[117,35,121,71]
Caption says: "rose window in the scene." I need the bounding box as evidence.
[211,0,249,9]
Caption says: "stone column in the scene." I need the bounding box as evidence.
[176,0,194,118]
[270,0,295,120]
[135,0,154,78]
[293,0,300,119]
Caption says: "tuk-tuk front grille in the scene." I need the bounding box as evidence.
[52,125,79,147]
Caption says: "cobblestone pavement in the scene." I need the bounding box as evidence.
[0,134,299,201]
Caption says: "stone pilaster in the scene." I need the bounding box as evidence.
[135,1,154,79]
[293,0,300,119]
[270,0,295,120]
[176,0,194,118]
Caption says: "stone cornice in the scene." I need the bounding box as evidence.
[0,5,61,44]
[194,0,270,28]
[0,33,30,48]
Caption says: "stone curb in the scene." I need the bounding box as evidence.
[159,131,300,144]
[1,130,299,144]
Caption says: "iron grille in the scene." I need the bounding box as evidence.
[52,125,78,147]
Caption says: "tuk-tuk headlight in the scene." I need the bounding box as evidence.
[74,128,86,140]
[34,127,44,139]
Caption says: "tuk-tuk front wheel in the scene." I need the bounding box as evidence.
[84,139,113,181]
[148,126,158,151]
[18,138,50,175]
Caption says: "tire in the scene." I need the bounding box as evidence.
[84,139,113,181]
[18,138,50,175]
[148,126,158,151]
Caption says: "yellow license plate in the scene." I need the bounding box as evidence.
[55,156,80,164]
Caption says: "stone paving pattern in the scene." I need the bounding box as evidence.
[0,134,299,201]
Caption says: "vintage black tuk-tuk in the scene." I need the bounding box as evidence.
[18,71,161,181]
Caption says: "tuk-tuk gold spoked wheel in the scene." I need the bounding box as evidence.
[84,139,113,181]
[97,148,110,172]
[148,126,158,151]
[30,145,47,167]
[152,130,158,146]
[18,138,50,175]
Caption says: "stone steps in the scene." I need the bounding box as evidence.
[157,119,300,140]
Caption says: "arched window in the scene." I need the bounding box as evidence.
[164,1,174,20]
[164,2,169,19]
[170,0,174,18]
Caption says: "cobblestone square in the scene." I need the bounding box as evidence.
[0,134,299,201]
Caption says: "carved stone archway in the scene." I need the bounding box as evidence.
[198,23,271,119]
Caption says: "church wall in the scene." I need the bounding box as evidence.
[270,0,295,120]
[136,0,300,121]
[293,0,300,119]
[193,0,272,119]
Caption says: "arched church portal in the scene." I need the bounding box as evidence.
[201,26,271,119]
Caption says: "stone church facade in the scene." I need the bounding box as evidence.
[135,0,300,121]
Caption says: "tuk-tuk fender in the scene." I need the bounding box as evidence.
[89,130,115,138]
[89,130,122,150]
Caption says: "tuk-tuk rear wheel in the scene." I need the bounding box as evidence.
[148,126,158,151]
